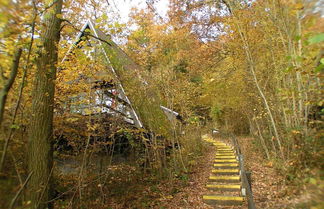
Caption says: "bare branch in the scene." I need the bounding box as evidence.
[9,172,33,209]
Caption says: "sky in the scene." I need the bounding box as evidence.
[110,0,170,23]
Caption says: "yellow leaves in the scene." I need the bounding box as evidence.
[66,117,79,122]
[308,178,317,185]
[311,206,323,209]
[293,3,304,11]
[265,161,273,168]
[188,160,197,166]
[56,14,63,19]
[101,13,108,21]
[87,123,99,131]
[291,129,301,135]
[141,135,150,142]
[0,10,8,27]
[0,0,8,6]
[165,195,173,199]
[23,200,32,206]
[304,101,311,106]
[83,108,92,115]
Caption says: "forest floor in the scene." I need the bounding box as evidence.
[93,136,322,209]
[52,136,323,209]
[145,136,322,209]
[1,136,322,209]
[239,137,323,209]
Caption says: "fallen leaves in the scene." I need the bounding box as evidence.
[239,137,323,208]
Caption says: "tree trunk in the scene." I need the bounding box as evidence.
[27,1,62,209]
[0,48,22,125]
[248,63,284,159]
[0,48,22,172]
[255,119,270,159]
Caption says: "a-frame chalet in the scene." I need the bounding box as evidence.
[62,20,143,128]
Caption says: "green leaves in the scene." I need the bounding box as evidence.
[315,58,324,73]
[308,33,324,45]
[56,14,63,19]
[10,124,20,129]
[304,177,317,185]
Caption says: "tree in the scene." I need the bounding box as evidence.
[0,48,22,126]
[0,48,22,171]
[27,1,63,208]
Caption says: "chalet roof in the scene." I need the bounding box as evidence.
[62,19,143,128]
[63,20,141,74]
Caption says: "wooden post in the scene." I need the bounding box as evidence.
[246,171,252,192]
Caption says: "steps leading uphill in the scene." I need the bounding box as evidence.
[202,137,244,207]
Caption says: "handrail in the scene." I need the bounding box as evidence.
[231,135,256,209]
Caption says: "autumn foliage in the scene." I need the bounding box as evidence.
[0,0,323,208]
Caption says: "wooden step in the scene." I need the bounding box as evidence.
[214,159,238,163]
[212,169,239,175]
[215,156,236,159]
[214,145,230,148]
[209,175,240,182]
[217,150,234,152]
[217,148,233,151]
[215,153,235,156]
[214,163,239,168]
[217,151,235,155]
[215,147,231,150]
[213,143,226,146]
[206,184,241,191]
[215,153,235,155]
[217,152,235,155]
[203,195,244,205]
[217,149,234,152]
[213,143,227,148]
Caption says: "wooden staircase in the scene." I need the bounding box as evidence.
[203,139,244,207]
